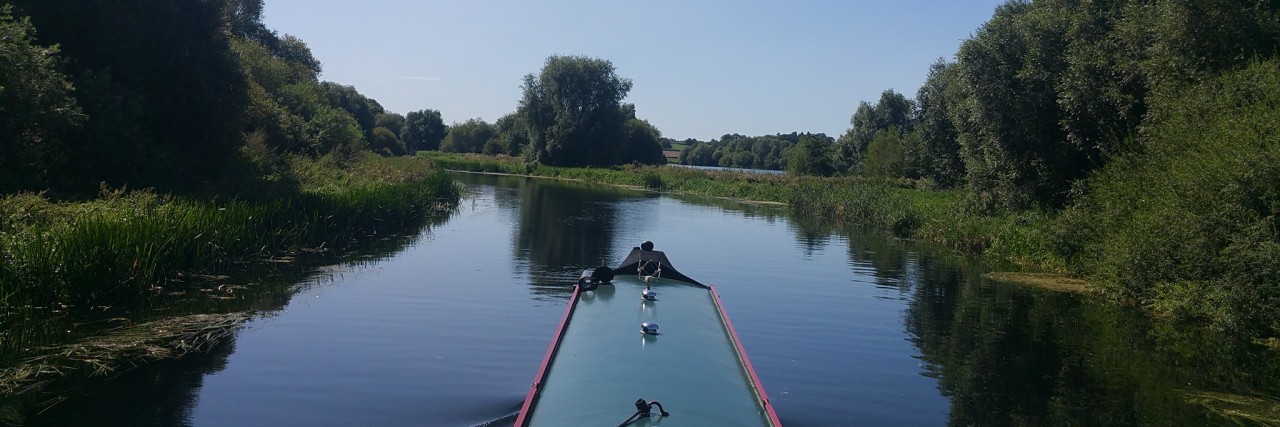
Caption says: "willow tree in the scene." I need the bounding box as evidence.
[517,55,634,167]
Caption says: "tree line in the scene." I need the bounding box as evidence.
[0,0,461,196]
[433,55,667,168]
[830,0,1280,210]
[0,2,672,198]
[836,0,1280,334]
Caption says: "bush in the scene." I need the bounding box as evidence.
[1062,60,1280,334]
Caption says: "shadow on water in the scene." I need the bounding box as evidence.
[0,207,456,426]
[471,173,653,300]
[777,213,1280,426]
[7,172,1278,426]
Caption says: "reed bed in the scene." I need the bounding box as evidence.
[0,155,460,308]
[0,312,252,395]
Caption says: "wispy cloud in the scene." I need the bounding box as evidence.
[399,76,442,82]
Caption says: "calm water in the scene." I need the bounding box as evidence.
[4,173,1278,426]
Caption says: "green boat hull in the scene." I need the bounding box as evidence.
[517,272,780,426]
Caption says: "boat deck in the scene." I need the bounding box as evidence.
[520,275,777,426]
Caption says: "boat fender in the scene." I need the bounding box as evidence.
[591,265,615,283]
[640,322,659,335]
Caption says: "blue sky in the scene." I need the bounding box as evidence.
[263,1,1006,141]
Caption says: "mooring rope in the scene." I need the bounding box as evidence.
[616,398,669,427]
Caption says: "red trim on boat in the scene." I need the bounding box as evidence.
[514,285,582,426]
[710,284,782,426]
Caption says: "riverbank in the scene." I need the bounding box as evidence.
[426,152,1064,273]
[0,153,461,396]
[1,154,459,309]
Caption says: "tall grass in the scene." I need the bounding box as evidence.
[0,154,460,306]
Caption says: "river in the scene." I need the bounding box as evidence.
[3,172,1277,426]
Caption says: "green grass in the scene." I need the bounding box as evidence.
[424,152,793,203]
[0,154,460,307]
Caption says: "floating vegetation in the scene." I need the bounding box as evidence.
[984,272,1096,294]
[0,312,252,395]
[1185,391,1280,426]
[1255,338,1280,352]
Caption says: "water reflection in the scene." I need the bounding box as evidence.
[467,173,653,298]
[5,173,1278,426]
[902,259,1280,426]
[0,211,451,425]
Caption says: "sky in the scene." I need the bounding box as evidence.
[262,1,1006,142]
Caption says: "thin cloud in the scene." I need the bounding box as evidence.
[399,76,442,82]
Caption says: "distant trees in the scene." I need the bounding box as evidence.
[440,119,496,154]
[402,109,448,153]
[834,90,915,173]
[517,55,664,167]
[786,135,835,177]
[678,132,831,172]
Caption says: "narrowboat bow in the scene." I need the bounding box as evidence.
[515,242,781,426]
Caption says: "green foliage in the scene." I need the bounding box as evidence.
[320,82,383,139]
[488,113,528,156]
[863,128,923,179]
[370,127,404,156]
[834,90,915,172]
[305,107,365,154]
[10,0,250,193]
[899,0,1280,210]
[915,59,964,187]
[951,1,1077,210]
[1061,60,1280,334]
[375,112,406,137]
[518,55,637,167]
[402,109,447,152]
[680,132,825,171]
[618,118,666,165]
[786,135,835,177]
[0,6,83,193]
[441,118,497,154]
[0,155,459,307]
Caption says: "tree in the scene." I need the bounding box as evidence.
[835,90,915,172]
[370,127,404,156]
[863,128,923,179]
[786,135,835,177]
[402,109,447,153]
[518,55,633,166]
[12,0,250,192]
[375,112,406,137]
[321,82,381,139]
[952,1,1075,210]
[490,113,528,156]
[915,59,964,187]
[0,5,83,192]
[618,118,666,165]
[440,118,496,153]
